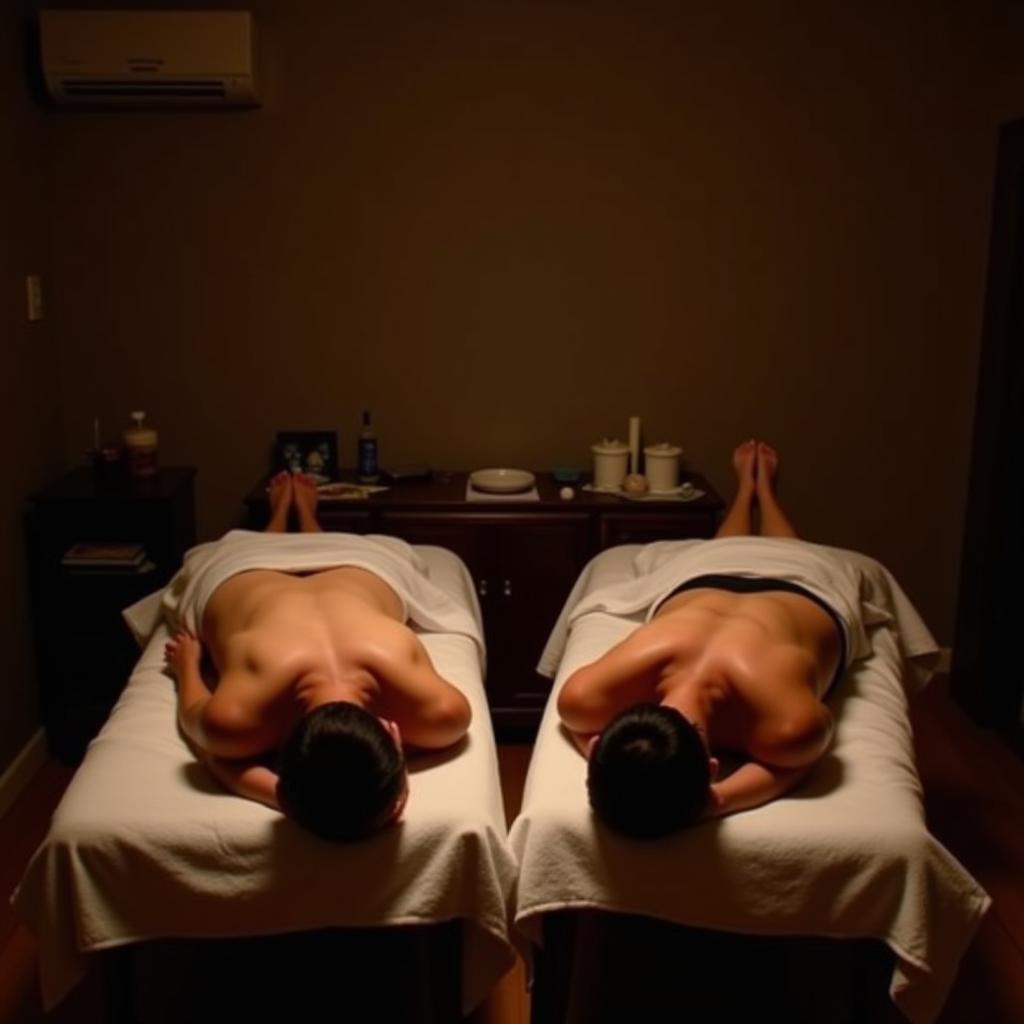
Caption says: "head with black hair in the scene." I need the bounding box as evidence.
[586,703,711,838]
[276,701,407,841]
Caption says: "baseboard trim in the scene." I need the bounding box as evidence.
[0,730,47,823]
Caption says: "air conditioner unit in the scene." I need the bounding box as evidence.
[39,10,258,107]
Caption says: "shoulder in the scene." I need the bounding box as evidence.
[557,624,671,730]
[362,618,427,669]
[572,621,676,681]
[199,687,281,758]
[367,627,472,736]
[749,700,834,768]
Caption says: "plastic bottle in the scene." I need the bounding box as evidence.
[123,411,158,479]
[357,410,379,482]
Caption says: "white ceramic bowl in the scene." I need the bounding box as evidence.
[469,468,536,494]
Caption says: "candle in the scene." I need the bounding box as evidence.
[628,416,641,475]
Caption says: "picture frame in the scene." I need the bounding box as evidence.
[274,430,339,483]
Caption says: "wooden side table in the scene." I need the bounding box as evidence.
[244,471,723,733]
[25,467,197,761]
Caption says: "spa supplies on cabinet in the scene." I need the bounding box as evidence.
[591,438,630,490]
[357,410,379,482]
[123,411,158,479]
[644,442,683,493]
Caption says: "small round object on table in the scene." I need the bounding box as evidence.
[559,486,575,501]
[623,473,649,494]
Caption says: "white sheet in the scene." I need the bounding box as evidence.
[13,545,516,1015]
[512,542,991,1024]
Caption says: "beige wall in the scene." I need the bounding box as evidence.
[2,3,64,770]
[7,0,1024,774]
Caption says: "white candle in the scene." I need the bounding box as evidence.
[628,416,641,475]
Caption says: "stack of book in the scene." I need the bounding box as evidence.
[61,542,151,573]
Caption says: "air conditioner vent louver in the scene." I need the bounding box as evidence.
[61,78,229,98]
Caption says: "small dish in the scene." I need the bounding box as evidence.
[469,468,536,494]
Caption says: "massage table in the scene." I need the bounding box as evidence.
[13,538,517,1022]
[509,539,991,1024]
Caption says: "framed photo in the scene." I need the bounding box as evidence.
[274,430,339,483]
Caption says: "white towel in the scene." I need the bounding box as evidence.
[123,530,485,664]
[538,536,938,692]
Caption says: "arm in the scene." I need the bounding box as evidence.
[198,752,281,810]
[165,629,215,751]
[164,629,276,759]
[165,632,282,810]
[556,627,667,745]
[705,704,834,819]
[703,760,816,820]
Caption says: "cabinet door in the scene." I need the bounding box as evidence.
[374,511,590,733]
[490,515,590,727]
[373,512,489,586]
[373,512,501,715]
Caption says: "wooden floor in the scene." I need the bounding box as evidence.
[2,683,1023,1023]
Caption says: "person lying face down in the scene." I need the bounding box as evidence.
[164,472,472,841]
[557,441,841,839]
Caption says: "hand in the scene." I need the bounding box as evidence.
[700,783,727,821]
[164,629,201,677]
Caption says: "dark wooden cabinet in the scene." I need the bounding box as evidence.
[26,467,197,761]
[245,471,722,732]
[377,510,592,725]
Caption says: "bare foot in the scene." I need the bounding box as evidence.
[293,473,321,532]
[266,471,293,531]
[755,442,780,494]
[732,439,757,493]
[754,442,798,537]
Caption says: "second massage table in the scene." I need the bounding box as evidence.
[13,537,517,1022]
[510,538,991,1024]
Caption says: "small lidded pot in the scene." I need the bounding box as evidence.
[591,438,630,490]
[123,411,159,480]
[643,441,683,493]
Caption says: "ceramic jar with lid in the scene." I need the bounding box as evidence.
[643,441,683,493]
[591,438,630,490]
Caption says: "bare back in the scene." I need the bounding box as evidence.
[650,588,841,755]
[559,585,842,765]
[198,566,466,753]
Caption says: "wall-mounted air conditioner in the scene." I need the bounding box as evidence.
[39,9,258,107]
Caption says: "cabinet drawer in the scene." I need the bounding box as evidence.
[599,512,716,548]
[317,509,372,534]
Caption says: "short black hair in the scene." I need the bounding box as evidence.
[276,702,405,841]
[587,703,710,838]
